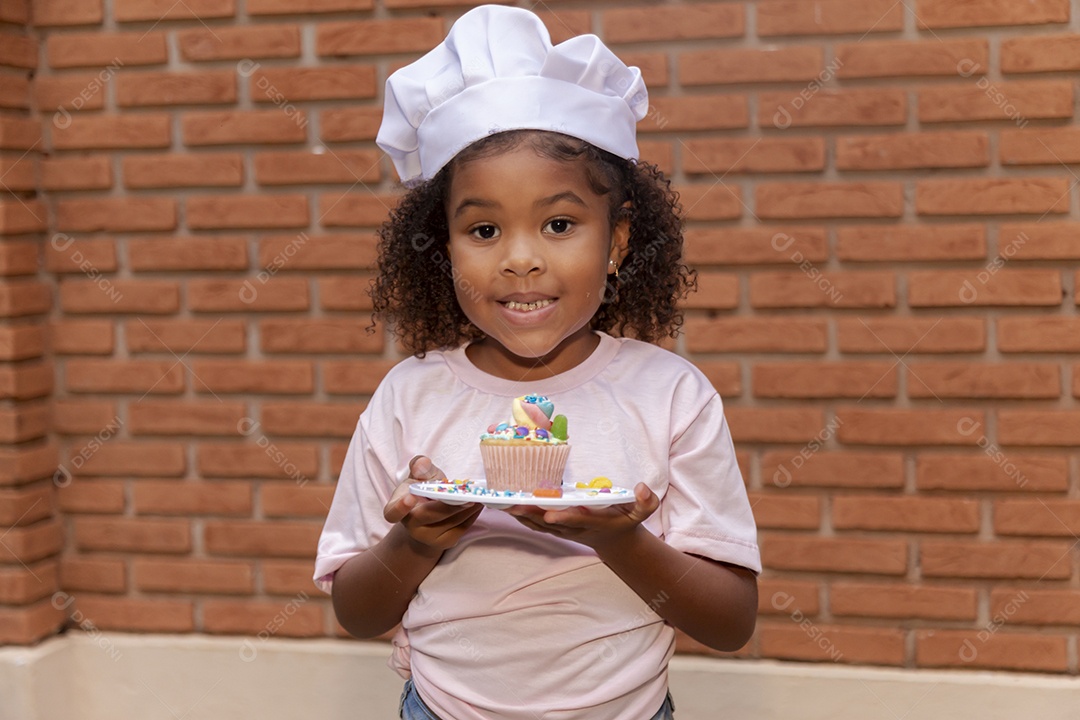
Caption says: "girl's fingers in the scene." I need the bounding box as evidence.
[409,455,447,483]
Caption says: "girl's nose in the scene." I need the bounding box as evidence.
[499,233,545,276]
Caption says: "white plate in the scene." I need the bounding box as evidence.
[409,479,635,511]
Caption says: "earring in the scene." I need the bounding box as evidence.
[609,259,619,279]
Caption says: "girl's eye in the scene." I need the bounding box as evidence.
[545,219,573,235]
[471,225,499,240]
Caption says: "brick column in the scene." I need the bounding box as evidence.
[0,0,65,644]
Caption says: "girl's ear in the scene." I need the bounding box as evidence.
[608,203,631,269]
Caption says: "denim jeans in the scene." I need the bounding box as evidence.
[399,679,676,719]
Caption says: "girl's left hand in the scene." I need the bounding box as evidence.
[507,482,659,551]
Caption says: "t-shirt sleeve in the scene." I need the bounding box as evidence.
[661,392,761,574]
[313,406,402,594]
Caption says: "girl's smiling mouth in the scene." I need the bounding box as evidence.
[502,298,555,312]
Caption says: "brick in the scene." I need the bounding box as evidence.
[0,200,46,235]
[999,410,1080,447]
[999,317,1080,352]
[990,588,1080,626]
[764,89,905,129]
[0,484,53,526]
[761,622,903,666]
[319,107,381,142]
[183,110,307,146]
[318,275,375,311]
[836,39,989,79]
[995,499,1080,537]
[832,582,977,621]
[917,178,1070,216]
[65,359,183,394]
[1000,128,1080,165]
[204,520,321,558]
[0,324,45,360]
[761,452,904,490]
[684,317,827,354]
[0,1,29,23]
[1003,34,1080,73]
[51,399,118,435]
[318,18,444,56]
[260,402,363,438]
[762,535,907,575]
[0,521,62,563]
[262,484,336,517]
[126,318,245,355]
[917,630,1067,673]
[758,0,902,36]
[918,81,1073,123]
[251,66,375,102]
[603,4,742,43]
[0,73,30,110]
[322,359,398,395]
[254,150,380,185]
[0,443,58,485]
[67,596,193,633]
[838,317,985,355]
[60,557,126,593]
[0,34,37,71]
[128,236,249,271]
[693,361,741,398]
[114,0,235,22]
[908,270,1062,307]
[747,492,819,530]
[921,540,1072,579]
[134,479,252,516]
[916,0,1069,28]
[179,24,300,61]
[750,271,895,309]
[46,31,167,68]
[908,362,1059,399]
[753,362,897,399]
[129,400,247,436]
[0,562,57,604]
[0,402,49,442]
[685,228,826,266]
[50,319,114,355]
[679,47,820,86]
[681,272,738,310]
[187,278,308,312]
[189,360,314,394]
[676,184,742,221]
[0,241,38,275]
[759,579,820,617]
[641,96,749,133]
[836,131,989,170]
[34,74,107,111]
[52,114,171,150]
[833,496,980,533]
[756,182,902,219]
[57,478,125,513]
[60,279,180,315]
[118,70,237,107]
[917,453,1068,493]
[836,224,986,261]
[0,362,53,401]
[835,409,984,446]
[56,197,176,232]
[248,0,373,13]
[203,597,321,637]
[683,137,824,175]
[188,195,308,230]
[318,193,397,228]
[259,234,375,270]
[0,600,65,645]
[0,154,33,188]
[40,156,112,191]
[123,153,243,189]
[74,517,190,554]
[45,239,117,274]
[262,560,316,596]
[70,442,185,478]
[725,408,825,444]
[198,442,317,479]
[135,559,254,594]
[636,140,673,176]
[32,0,103,25]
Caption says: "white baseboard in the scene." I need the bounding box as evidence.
[1,633,1077,719]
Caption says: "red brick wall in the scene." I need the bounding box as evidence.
[2,0,1077,674]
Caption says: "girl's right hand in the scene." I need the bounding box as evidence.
[383,455,483,553]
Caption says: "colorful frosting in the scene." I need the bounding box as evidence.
[481,394,568,444]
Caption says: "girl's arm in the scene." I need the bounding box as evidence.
[509,483,757,652]
[331,457,483,639]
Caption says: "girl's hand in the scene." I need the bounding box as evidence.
[507,482,660,552]
[383,455,483,555]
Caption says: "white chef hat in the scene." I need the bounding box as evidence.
[376,4,649,186]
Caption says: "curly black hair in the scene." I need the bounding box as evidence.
[370,130,696,356]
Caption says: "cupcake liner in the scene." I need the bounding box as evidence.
[479,443,570,492]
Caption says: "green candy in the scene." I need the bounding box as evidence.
[551,414,568,441]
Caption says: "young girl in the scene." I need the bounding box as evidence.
[315,6,760,719]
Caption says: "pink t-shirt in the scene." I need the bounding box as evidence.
[315,333,760,719]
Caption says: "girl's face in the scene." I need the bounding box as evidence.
[445,143,629,381]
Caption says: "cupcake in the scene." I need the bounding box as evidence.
[479,394,570,492]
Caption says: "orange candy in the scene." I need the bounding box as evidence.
[531,487,563,498]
